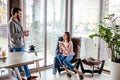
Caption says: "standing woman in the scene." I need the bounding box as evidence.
[57,32,84,80]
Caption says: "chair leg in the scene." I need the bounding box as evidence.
[99,60,105,74]
[92,65,94,77]
[79,59,85,74]
[76,59,80,69]
[73,59,80,74]
[57,66,61,74]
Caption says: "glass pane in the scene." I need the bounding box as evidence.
[100,40,110,70]
[0,0,7,51]
[72,0,100,59]
[25,0,45,68]
[108,0,120,16]
[47,0,65,65]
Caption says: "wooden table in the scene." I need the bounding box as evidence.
[0,52,43,80]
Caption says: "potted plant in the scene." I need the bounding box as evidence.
[89,16,120,80]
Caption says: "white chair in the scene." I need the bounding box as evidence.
[0,68,17,80]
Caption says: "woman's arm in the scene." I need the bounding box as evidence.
[59,42,65,53]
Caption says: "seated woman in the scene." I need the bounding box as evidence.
[57,32,84,80]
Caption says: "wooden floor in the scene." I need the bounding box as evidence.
[30,69,111,80]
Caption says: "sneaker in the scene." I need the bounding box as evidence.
[31,76,38,79]
[22,78,26,80]
[27,76,38,80]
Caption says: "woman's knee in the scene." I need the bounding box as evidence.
[63,59,68,64]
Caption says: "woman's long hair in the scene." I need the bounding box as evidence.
[64,32,71,42]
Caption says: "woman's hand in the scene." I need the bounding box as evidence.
[59,43,66,49]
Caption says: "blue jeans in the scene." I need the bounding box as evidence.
[12,47,31,78]
[57,54,74,70]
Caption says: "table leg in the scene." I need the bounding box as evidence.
[14,67,22,80]
[36,61,41,77]
[35,52,41,77]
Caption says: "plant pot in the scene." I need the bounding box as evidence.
[110,61,120,80]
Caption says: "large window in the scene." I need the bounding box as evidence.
[25,0,65,67]
[25,0,45,67]
[72,0,100,59]
[46,0,65,65]
[0,0,7,51]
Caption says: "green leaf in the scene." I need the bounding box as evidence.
[116,49,120,55]
[89,34,100,39]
